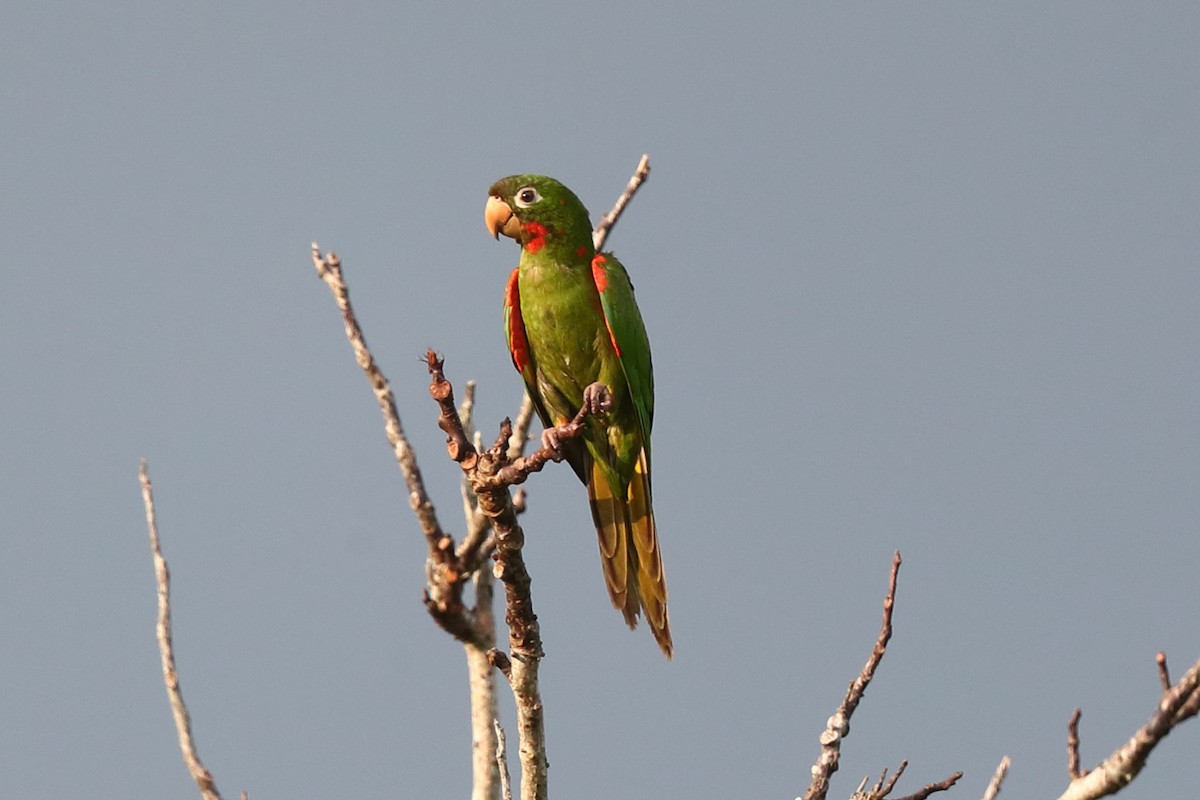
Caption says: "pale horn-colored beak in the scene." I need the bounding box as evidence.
[485,195,522,240]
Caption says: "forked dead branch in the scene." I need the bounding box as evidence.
[1057,652,1200,800]
[801,552,962,800]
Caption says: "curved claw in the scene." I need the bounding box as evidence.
[540,427,566,460]
[582,382,614,416]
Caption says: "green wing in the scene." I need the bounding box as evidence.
[591,252,655,453]
[590,251,670,657]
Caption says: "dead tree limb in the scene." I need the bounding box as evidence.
[802,552,901,800]
[593,154,651,252]
[800,552,961,800]
[1056,652,1200,800]
[312,245,500,799]
[427,354,562,800]
[140,459,225,800]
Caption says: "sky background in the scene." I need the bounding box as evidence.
[3,3,1198,798]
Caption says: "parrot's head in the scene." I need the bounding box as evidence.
[485,174,593,254]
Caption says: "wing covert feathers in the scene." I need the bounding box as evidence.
[587,452,672,658]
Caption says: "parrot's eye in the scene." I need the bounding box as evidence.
[514,187,542,208]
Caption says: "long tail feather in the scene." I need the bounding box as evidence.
[587,452,672,658]
[628,451,671,658]
[588,465,639,627]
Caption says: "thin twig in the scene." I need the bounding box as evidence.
[488,649,514,681]
[592,154,651,252]
[460,380,478,438]
[877,762,906,798]
[981,756,1011,800]
[851,761,906,799]
[507,394,536,462]
[802,551,902,800]
[458,508,494,572]
[313,245,503,799]
[466,562,500,800]
[1067,709,1083,779]
[312,244,488,647]
[1156,652,1170,692]
[140,460,224,800]
[1057,654,1200,800]
[892,772,963,800]
[456,380,493,570]
[847,761,960,800]
[311,244,446,543]
[494,719,514,800]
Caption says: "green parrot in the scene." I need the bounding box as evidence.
[485,174,671,658]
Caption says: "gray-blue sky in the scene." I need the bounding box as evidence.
[2,3,1197,797]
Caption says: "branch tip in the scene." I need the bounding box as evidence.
[140,462,224,800]
[593,154,652,251]
[801,554,906,800]
[1156,652,1171,691]
[982,756,1011,800]
[1066,708,1083,779]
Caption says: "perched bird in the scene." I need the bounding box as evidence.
[485,174,671,658]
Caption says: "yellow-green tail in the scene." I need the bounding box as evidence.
[587,450,672,658]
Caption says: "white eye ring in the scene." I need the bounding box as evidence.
[514,187,542,208]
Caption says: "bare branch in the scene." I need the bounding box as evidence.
[1056,654,1200,800]
[981,756,1011,800]
[460,380,478,437]
[453,380,494,572]
[459,392,537,571]
[488,648,513,681]
[311,244,491,648]
[851,761,905,800]
[457,510,494,573]
[891,772,963,800]
[802,551,902,800]
[1067,709,1083,779]
[1156,652,1170,692]
[846,760,960,800]
[140,460,224,800]
[878,763,906,798]
[311,244,446,543]
[313,245,505,799]
[507,394,536,463]
[426,353,556,800]
[592,154,651,252]
[466,564,500,800]
[494,719,514,800]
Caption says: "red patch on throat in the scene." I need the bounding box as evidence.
[504,268,529,372]
[521,221,548,254]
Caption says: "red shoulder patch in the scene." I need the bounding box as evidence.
[505,268,529,372]
[590,255,622,357]
[591,253,609,292]
[521,221,548,254]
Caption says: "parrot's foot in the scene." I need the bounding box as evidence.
[581,382,614,416]
[540,426,569,459]
[538,383,614,460]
